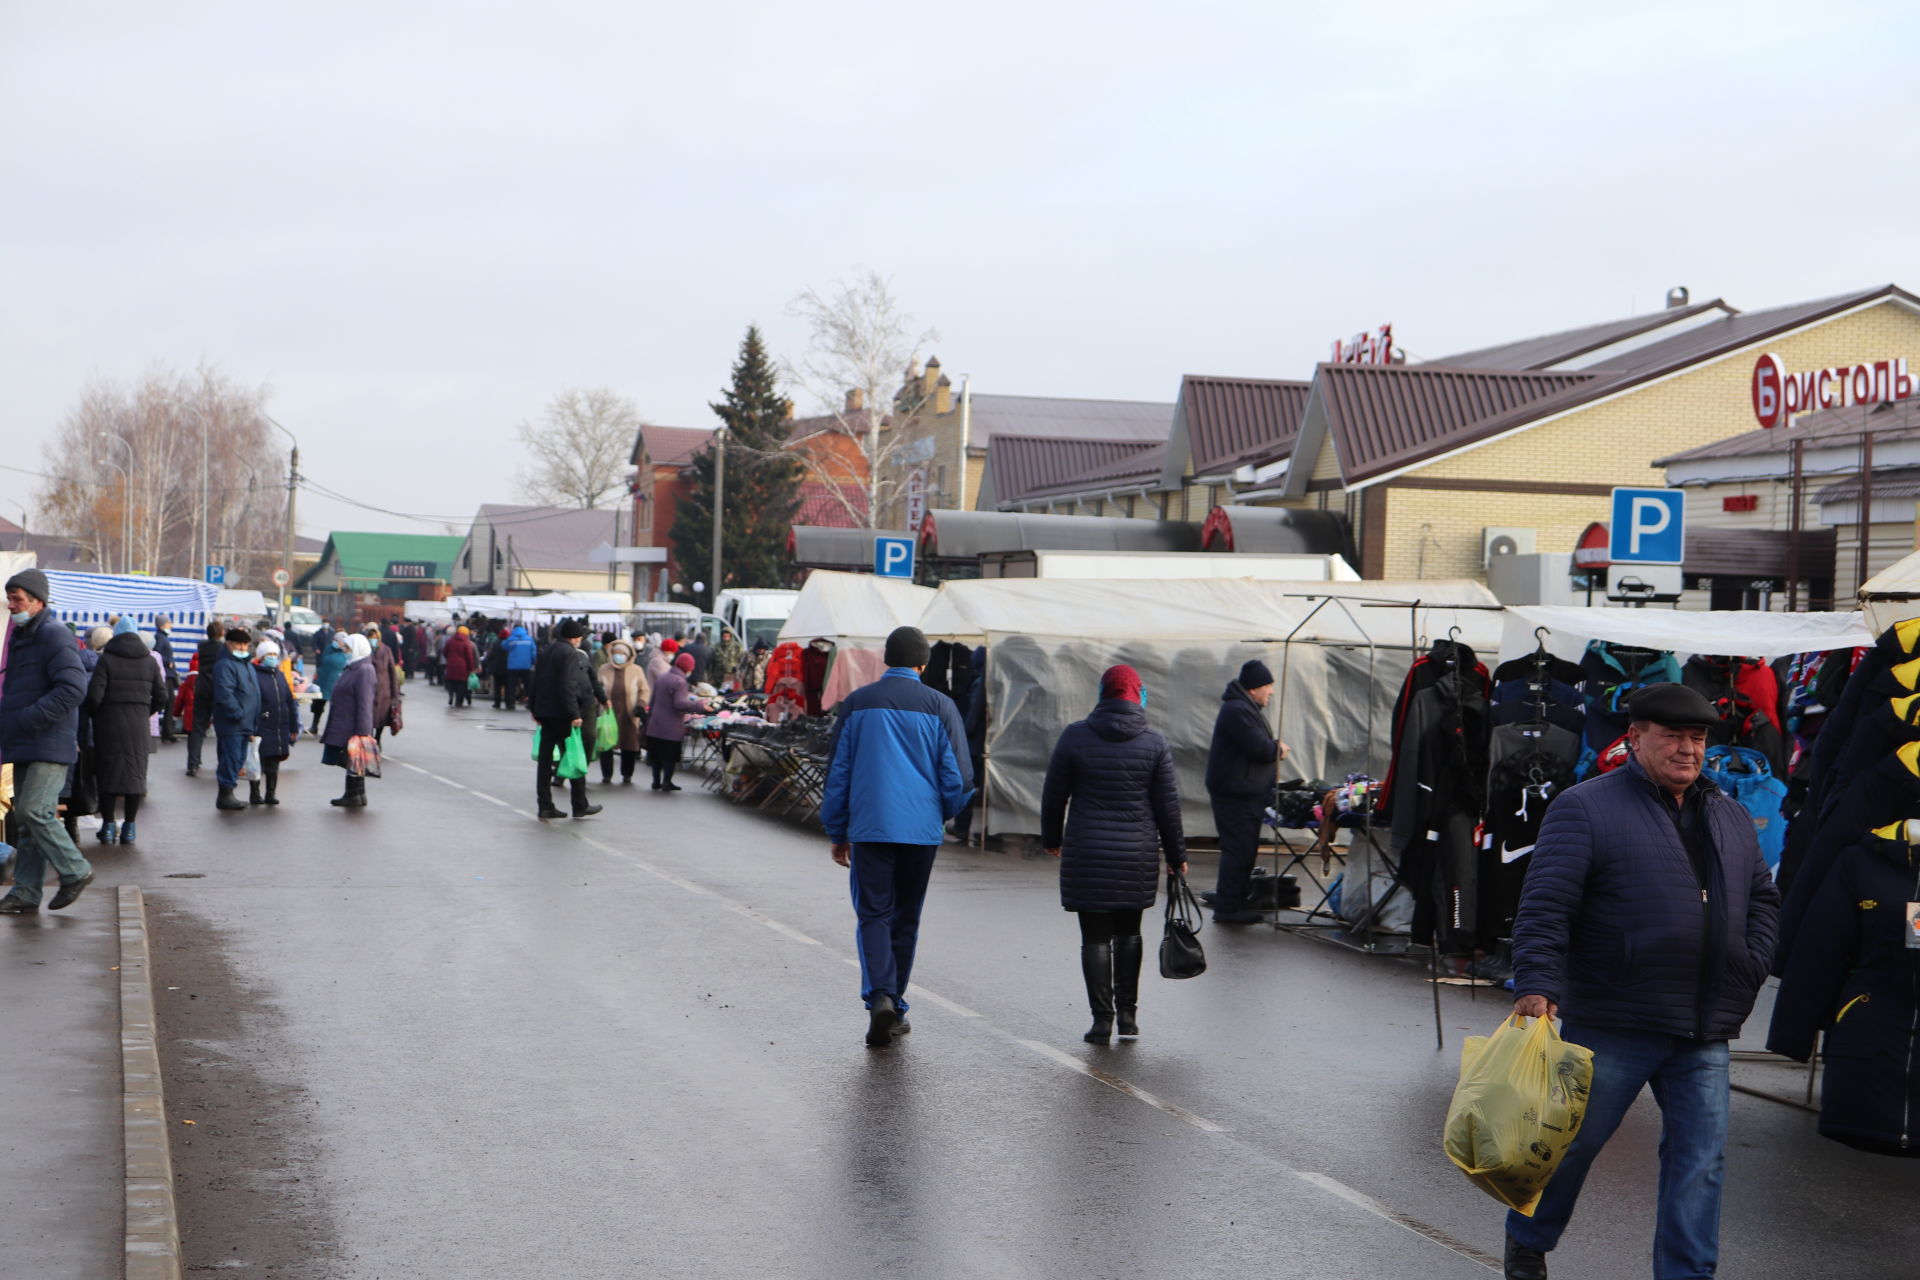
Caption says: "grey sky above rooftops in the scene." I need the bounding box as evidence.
[4,1,1917,537]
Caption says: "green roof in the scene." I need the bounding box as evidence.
[296,532,466,590]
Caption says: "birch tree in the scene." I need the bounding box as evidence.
[515,387,644,509]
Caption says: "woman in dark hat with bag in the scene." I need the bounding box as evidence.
[1041,664,1187,1043]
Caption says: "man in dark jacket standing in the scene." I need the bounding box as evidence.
[153,614,179,741]
[530,618,605,821]
[188,618,226,776]
[1204,659,1285,924]
[210,627,262,811]
[0,569,95,914]
[822,626,973,1047]
[1503,684,1779,1280]
[684,630,712,684]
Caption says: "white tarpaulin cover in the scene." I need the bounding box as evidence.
[1859,550,1920,633]
[1503,605,1874,663]
[780,571,937,645]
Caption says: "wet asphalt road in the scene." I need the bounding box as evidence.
[51,685,1920,1277]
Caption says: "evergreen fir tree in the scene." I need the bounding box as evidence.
[671,325,799,610]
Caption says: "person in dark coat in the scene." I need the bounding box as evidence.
[684,630,713,683]
[209,627,262,811]
[644,652,711,792]
[188,618,226,777]
[952,646,988,842]
[1041,665,1186,1044]
[152,614,179,741]
[319,633,376,808]
[364,623,403,742]
[1767,815,1920,1157]
[249,639,298,806]
[442,625,480,708]
[1203,659,1285,924]
[85,618,168,844]
[312,634,347,734]
[1503,683,1780,1280]
[0,569,96,914]
[529,618,605,820]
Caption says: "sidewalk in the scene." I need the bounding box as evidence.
[0,876,127,1279]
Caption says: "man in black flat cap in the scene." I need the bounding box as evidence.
[1502,682,1778,1280]
[1203,658,1287,924]
[530,616,606,821]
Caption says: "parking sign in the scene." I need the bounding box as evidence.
[205,564,227,585]
[874,537,915,579]
[1608,488,1685,565]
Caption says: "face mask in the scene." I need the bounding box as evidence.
[9,610,29,626]
[1140,687,1149,709]
[232,649,250,660]
[612,654,628,665]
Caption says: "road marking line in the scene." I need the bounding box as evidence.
[1293,1172,1501,1272]
[898,987,981,1019]
[1016,1039,1226,1132]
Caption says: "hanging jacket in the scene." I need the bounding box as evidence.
[1380,640,1489,816]
[1484,721,1580,862]
[1701,745,1789,872]
[1578,642,1683,773]
[1042,698,1185,912]
[1512,755,1780,1040]
[1683,655,1788,777]
[1766,821,1920,1157]
[1204,681,1278,799]
[1777,740,1920,976]
[1388,661,1491,948]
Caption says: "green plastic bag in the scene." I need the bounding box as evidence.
[467,672,481,692]
[595,707,618,751]
[1443,1014,1594,1216]
[557,728,589,780]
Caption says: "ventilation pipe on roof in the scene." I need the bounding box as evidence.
[1666,286,1690,309]
[845,388,864,413]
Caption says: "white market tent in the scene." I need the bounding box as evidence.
[1501,605,1874,664]
[913,576,1505,839]
[1858,549,1920,634]
[779,570,940,707]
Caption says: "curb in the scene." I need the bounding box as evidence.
[119,885,183,1280]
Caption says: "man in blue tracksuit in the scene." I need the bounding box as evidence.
[822,626,973,1047]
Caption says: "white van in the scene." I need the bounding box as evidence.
[715,588,799,651]
[627,603,725,647]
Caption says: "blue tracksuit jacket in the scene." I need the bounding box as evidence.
[821,668,974,846]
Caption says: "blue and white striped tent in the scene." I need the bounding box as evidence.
[42,570,218,679]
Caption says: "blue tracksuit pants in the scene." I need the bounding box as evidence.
[848,842,937,1010]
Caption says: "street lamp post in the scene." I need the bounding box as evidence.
[262,414,300,619]
[96,449,131,575]
[100,431,135,574]
[710,425,726,613]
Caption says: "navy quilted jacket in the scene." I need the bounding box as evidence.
[1512,755,1780,1040]
[1042,699,1186,911]
[0,608,86,766]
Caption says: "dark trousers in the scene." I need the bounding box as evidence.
[310,696,327,734]
[847,842,938,1010]
[646,737,682,787]
[599,748,639,782]
[186,724,207,771]
[536,719,587,813]
[100,794,144,823]
[503,670,529,706]
[1210,795,1264,912]
[1076,909,1144,944]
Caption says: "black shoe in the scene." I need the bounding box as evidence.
[1212,908,1264,924]
[650,781,663,791]
[1200,889,1219,906]
[0,894,39,915]
[216,789,246,811]
[185,766,198,777]
[571,804,603,819]
[248,783,263,805]
[663,782,683,792]
[1504,1235,1548,1280]
[865,995,899,1046]
[619,776,633,786]
[536,807,567,821]
[889,1015,912,1037]
[48,872,95,911]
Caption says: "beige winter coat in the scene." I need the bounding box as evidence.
[597,640,653,753]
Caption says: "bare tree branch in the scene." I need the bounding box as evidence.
[515,387,645,509]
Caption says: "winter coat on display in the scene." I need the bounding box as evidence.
[1511,754,1780,1041]
[801,642,832,717]
[84,631,168,795]
[252,662,298,761]
[315,646,347,698]
[596,641,652,753]
[1387,654,1491,950]
[1701,745,1789,872]
[1683,655,1788,777]
[820,668,973,846]
[501,626,536,672]
[964,647,988,759]
[1489,651,1587,735]
[319,658,376,749]
[0,607,87,765]
[1577,642,1683,773]
[1380,639,1490,813]
[644,668,707,744]
[442,634,480,684]
[1766,821,1920,1157]
[1041,698,1185,912]
[1203,681,1279,799]
[210,647,261,734]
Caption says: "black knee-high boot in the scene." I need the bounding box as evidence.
[1113,934,1143,1038]
[1081,941,1114,1043]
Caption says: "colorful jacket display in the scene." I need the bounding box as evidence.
[821,668,973,846]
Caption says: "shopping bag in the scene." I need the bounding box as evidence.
[467,672,481,692]
[1158,873,1207,979]
[1443,1014,1594,1216]
[556,728,589,780]
[239,737,263,782]
[347,734,382,779]
[595,707,618,751]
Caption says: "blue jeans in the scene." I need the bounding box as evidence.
[215,731,248,790]
[6,761,93,906]
[848,843,937,1011]
[1507,1022,1731,1280]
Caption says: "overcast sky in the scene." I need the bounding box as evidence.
[6,1,1917,540]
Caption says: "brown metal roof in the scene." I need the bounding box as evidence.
[1684,527,1836,580]
[1813,466,1920,505]
[1657,397,1920,464]
[1183,375,1313,477]
[963,394,1171,451]
[1022,441,1169,500]
[1435,300,1732,369]
[987,434,1160,505]
[631,423,713,467]
[1319,364,1598,485]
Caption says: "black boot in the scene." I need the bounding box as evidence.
[344,775,367,808]
[1113,934,1143,1038]
[216,788,246,811]
[264,773,279,806]
[248,781,263,805]
[1081,941,1115,1043]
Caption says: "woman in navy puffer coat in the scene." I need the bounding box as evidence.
[1042,664,1186,1044]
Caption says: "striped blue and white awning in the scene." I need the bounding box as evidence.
[41,571,218,678]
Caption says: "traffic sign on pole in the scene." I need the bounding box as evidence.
[874,537,915,579]
[205,565,227,586]
[1607,488,1685,565]
[272,568,291,587]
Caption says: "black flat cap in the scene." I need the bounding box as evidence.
[1626,682,1720,728]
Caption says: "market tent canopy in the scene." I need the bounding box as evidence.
[1859,549,1920,633]
[1200,505,1357,565]
[918,510,1201,559]
[39,570,218,678]
[789,526,911,570]
[779,570,940,708]
[1504,604,1873,662]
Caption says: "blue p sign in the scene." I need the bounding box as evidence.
[1608,488,1685,565]
[875,536,915,579]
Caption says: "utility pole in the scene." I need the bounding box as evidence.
[264,415,300,619]
[710,426,726,612]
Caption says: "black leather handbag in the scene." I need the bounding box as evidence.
[1159,872,1207,980]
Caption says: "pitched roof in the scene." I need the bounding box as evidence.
[1657,396,1920,464]
[1181,375,1314,477]
[1434,299,1733,369]
[0,531,99,564]
[1025,441,1169,499]
[0,514,21,536]
[1813,466,1920,505]
[303,532,465,587]
[294,534,327,555]
[795,479,870,528]
[470,505,619,572]
[631,424,713,468]
[986,434,1162,506]
[963,393,1172,450]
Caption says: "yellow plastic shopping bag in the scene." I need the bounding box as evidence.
[1443,1014,1594,1216]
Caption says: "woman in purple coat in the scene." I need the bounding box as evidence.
[320,634,377,809]
[643,652,710,792]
